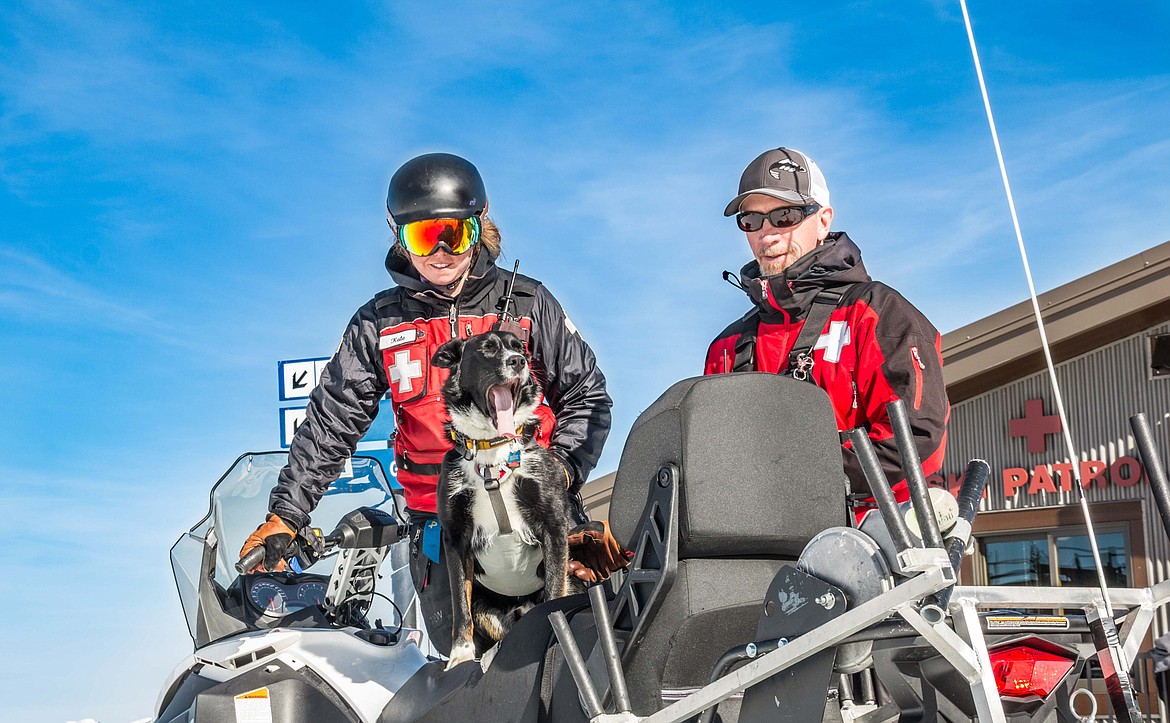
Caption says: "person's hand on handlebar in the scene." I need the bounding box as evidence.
[239,514,296,573]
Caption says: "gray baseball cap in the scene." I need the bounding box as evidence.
[723,147,830,216]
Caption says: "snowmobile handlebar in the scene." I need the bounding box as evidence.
[928,458,990,609]
[944,459,990,572]
[235,545,267,576]
[235,506,403,575]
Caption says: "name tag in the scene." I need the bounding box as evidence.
[379,328,421,350]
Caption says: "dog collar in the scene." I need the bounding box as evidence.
[449,422,538,461]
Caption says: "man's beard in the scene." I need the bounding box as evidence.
[757,242,796,277]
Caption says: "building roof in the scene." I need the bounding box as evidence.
[943,239,1170,403]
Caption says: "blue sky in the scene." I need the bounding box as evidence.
[1,1,1168,720]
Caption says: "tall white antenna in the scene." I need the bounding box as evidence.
[957,0,1116,617]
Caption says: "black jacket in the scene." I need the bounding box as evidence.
[270,247,612,529]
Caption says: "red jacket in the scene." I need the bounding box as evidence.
[270,248,612,526]
[705,233,949,496]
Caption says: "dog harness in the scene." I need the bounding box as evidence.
[450,424,539,535]
[462,439,546,597]
[476,445,523,535]
[475,528,545,597]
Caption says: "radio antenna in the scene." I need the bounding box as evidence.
[493,260,531,344]
[958,0,1115,617]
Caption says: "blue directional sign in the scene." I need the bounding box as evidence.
[278,357,330,401]
[277,356,400,489]
[279,406,308,448]
[279,399,396,449]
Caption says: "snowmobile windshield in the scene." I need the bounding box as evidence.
[169,452,403,644]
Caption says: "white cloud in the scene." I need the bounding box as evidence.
[0,246,164,331]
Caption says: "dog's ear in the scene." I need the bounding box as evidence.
[431,339,465,369]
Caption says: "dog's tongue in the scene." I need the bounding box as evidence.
[490,385,516,437]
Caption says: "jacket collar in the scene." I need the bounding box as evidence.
[739,232,871,320]
[384,246,501,307]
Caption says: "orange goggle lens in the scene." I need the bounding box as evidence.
[397,216,481,256]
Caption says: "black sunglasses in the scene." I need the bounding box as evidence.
[736,204,821,232]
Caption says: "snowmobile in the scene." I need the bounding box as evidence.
[154,373,1170,722]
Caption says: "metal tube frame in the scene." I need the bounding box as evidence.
[589,583,633,714]
[639,565,955,723]
[849,428,917,556]
[950,598,1011,723]
[608,577,1170,723]
[551,609,605,719]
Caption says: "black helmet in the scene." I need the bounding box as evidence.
[386,153,487,225]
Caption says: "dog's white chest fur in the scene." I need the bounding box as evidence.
[455,452,545,597]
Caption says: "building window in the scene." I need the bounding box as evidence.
[1151,334,1170,378]
[977,526,1130,588]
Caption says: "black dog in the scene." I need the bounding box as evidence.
[431,330,577,668]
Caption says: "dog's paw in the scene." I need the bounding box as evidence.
[479,642,501,672]
[445,642,476,671]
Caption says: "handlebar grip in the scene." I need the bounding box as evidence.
[953,460,990,521]
[929,459,990,610]
[945,459,990,572]
[1130,413,1170,543]
[887,399,944,550]
[236,546,266,575]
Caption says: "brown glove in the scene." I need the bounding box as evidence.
[239,514,296,573]
[567,520,633,584]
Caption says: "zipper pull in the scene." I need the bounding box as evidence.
[449,304,458,338]
[911,346,926,370]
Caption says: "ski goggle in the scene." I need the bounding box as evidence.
[735,204,821,232]
[395,216,482,256]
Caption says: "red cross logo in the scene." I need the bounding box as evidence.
[1009,398,1062,454]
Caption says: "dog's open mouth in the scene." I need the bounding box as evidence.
[487,380,521,438]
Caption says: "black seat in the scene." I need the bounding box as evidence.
[606,373,849,717]
[379,593,592,723]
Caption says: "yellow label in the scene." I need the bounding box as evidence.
[235,687,270,700]
[234,687,273,723]
[986,615,1070,630]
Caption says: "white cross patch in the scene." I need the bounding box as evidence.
[387,350,423,394]
[813,320,851,363]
